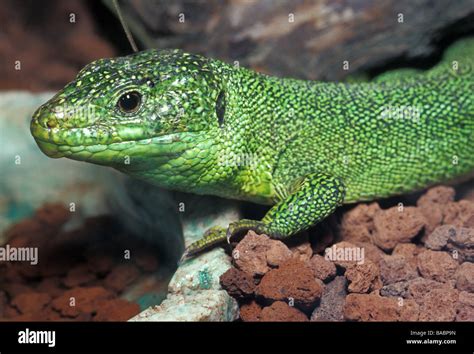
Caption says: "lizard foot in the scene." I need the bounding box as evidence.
[225,219,268,243]
[179,226,227,263]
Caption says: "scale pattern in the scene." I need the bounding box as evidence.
[30,39,474,257]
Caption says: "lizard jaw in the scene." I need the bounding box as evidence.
[31,130,190,167]
[31,117,191,168]
[30,106,191,165]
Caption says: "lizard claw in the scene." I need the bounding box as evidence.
[226,219,266,244]
[178,251,189,266]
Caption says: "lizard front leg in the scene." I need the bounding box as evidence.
[181,173,345,261]
[227,173,346,240]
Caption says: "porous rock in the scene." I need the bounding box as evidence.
[456,291,474,322]
[372,206,425,251]
[344,293,419,321]
[311,276,347,321]
[308,254,336,282]
[340,203,381,243]
[379,254,418,285]
[219,268,256,299]
[417,186,455,234]
[233,231,292,277]
[345,260,382,293]
[239,300,262,322]
[418,287,459,321]
[417,250,459,283]
[256,258,323,311]
[455,262,474,292]
[259,301,309,322]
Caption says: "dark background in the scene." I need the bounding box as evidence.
[1,0,473,92]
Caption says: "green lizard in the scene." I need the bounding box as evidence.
[30,38,474,260]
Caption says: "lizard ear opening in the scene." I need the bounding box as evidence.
[216,90,225,127]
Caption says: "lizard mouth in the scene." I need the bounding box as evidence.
[30,118,190,166]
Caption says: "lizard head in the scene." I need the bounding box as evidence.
[31,49,231,188]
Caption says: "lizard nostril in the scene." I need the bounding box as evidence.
[46,118,58,128]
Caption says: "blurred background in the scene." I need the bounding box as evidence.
[1,0,474,92]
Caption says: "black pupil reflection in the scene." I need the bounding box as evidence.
[118,91,142,113]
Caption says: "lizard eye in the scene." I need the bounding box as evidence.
[117,91,142,114]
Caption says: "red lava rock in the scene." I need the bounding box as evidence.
[16,263,42,279]
[311,276,347,321]
[455,262,474,292]
[290,239,313,262]
[417,186,455,234]
[353,242,386,264]
[3,264,22,282]
[104,264,140,293]
[372,206,425,251]
[62,264,97,288]
[11,292,51,314]
[35,203,71,227]
[51,286,114,317]
[443,200,474,228]
[344,293,419,321]
[408,278,451,304]
[380,278,430,299]
[239,300,262,322]
[0,291,7,317]
[265,242,294,268]
[259,301,308,322]
[445,226,474,262]
[12,306,64,322]
[3,305,20,319]
[379,254,418,285]
[93,298,141,321]
[256,258,323,311]
[419,287,459,321]
[3,282,35,298]
[392,243,421,267]
[86,255,115,276]
[345,260,382,293]
[5,218,45,243]
[220,268,256,299]
[36,277,64,298]
[233,231,292,277]
[7,235,34,249]
[340,202,381,243]
[324,241,364,270]
[417,250,459,283]
[456,291,474,322]
[424,225,455,250]
[36,252,80,278]
[308,254,336,282]
[464,215,474,228]
[417,186,456,206]
[0,209,162,322]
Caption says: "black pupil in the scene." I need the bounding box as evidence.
[118,91,141,113]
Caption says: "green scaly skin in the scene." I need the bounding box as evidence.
[31,39,474,260]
